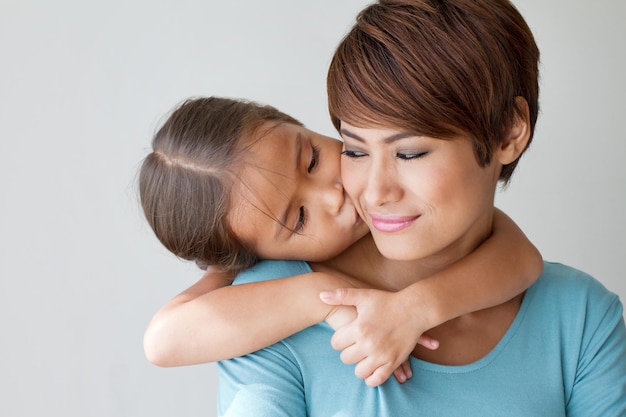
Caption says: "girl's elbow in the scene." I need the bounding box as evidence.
[143,321,178,367]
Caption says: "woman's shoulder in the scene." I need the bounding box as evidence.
[536,262,617,298]
[232,260,313,285]
[528,261,622,323]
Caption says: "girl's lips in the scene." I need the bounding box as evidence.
[369,214,419,233]
[343,196,363,227]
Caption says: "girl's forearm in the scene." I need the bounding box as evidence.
[144,271,351,367]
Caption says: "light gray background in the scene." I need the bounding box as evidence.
[1,1,624,416]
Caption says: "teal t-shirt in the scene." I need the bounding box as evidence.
[218,261,626,416]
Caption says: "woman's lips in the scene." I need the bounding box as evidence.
[369,214,419,233]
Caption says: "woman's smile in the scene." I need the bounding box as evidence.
[369,214,419,233]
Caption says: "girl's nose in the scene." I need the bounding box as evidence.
[318,180,345,215]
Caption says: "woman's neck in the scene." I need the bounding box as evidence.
[312,210,495,291]
[311,234,442,291]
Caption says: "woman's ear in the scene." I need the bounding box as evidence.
[497,97,531,165]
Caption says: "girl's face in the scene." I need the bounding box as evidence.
[339,121,502,266]
[228,122,369,262]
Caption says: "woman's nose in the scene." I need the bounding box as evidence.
[363,159,402,207]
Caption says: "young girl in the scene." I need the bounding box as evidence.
[139,96,542,386]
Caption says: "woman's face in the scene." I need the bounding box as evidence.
[228,122,369,262]
[339,121,501,265]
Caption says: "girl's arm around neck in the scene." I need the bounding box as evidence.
[143,267,353,367]
[320,208,543,387]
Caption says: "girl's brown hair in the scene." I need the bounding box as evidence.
[327,0,540,183]
[139,97,301,273]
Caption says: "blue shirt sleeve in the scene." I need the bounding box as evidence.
[232,260,312,285]
[218,260,312,417]
[566,289,626,416]
[218,341,306,417]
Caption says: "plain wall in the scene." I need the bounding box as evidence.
[1,1,624,416]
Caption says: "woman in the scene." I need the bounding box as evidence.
[217,0,626,415]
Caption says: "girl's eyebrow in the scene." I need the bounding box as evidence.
[274,133,303,239]
[294,132,303,171]
[340,128,415,144]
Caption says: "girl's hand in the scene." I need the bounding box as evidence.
[321,287,439,387]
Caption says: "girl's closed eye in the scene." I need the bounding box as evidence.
[308,145,320,173]
[294,206,307,234]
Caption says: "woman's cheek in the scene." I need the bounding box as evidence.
[341,162,362,203]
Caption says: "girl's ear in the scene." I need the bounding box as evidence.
[497,97,531,165]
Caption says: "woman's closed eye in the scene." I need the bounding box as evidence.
[341,149,427,160]
[397,151,428,160]
[341,149,367,158]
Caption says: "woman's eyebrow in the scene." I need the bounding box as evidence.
[339,128,415,144]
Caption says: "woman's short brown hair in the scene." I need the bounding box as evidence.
[327,0,540,182]
[139,97,301,273]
